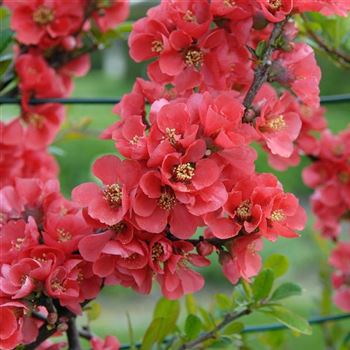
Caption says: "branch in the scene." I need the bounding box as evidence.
[67,317,82,350]
[243,17,289,122]
[176,308,251,350]
[301,14,350,68]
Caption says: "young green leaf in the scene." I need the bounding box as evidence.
[185,314,203,340]
[223,322,244,335]
[264,254,289,278]
[252,269,274,301]
[216,293,232,311]
[85,301,101,322]
[153,298,180,341]
[259,306,312,335]
[141,318,165,350]
[270,282,302,301]
[185,294,197,315]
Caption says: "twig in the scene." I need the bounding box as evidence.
[67,317,82,350]
[176,308,251,350]
[301,14,350,68]
[242,17,289,122]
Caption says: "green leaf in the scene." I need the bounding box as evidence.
[198,307,215,330]
[223,322,244,335]
[0,29,13,53]
[270,283,302,301]
[259,306,312,335]
[252,269,274,301]
[185,294,197,315]
[185,314,203,341]
[216,293,232,311]
[153,298,180,341]
[126,313,136,350]
[209,336,233,348]
[255,40,267,59]
[85,302,101,322]
[141,318,165,350]
[264,254,289,278]
[0,58,11,78]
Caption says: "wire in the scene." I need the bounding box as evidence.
[0,94,350,105]
[118,313,350,350]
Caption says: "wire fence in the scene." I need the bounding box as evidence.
[1,93,350,105]
[118,313,350,350]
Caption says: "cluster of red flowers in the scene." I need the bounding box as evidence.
[1,0,350,349]
[1,1,129,349]
[1,0,129,189]
[302,128,350,311]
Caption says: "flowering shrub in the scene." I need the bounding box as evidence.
[0,0,350,349]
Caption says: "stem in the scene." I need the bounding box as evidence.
[242,17,289,122]
[301,14,350,68]
[67,317,82,350]
[176,308,251,350]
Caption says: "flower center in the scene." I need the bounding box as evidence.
[51,279,66,292]
[165,127,178,145]
[184,49,204,69]
[235,200,252,220]
[173,163,195,183]
[11,237,25,250]
[34,253,48,263]
[129,135,140,145]
[151,242,164,261]
[103,184,122,208]
[269,0,282,10]
[338,171,350,184]
[224,0,236,7]
[110,221,127,233]
[33,6,54,25]
[29,114,45,128]
[151,40,164,53]
[270,209,286,222]
[57,228,72,242]
[266,115,286,131]
[158,188,176,210]
[183,10,197,22]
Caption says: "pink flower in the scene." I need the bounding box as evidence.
[15,53,68,99]
[0,258,41,299]
[91,335,120,350]
[72,155,141,225]
[221,234,263,284]
[330,242,350,311]
[0,219,39,263]
[4,0,84,46]
[0,300,27,350]
[42,212,92,253]
[256,0,293,22]
[157,241,209,299]
[22,104,65,150]
[132,170,202,237]
[275,43,321,108]
[255,87,302,158]
[92,0,129,32]
[161,140,228,215]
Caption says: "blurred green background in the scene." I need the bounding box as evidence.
[1,16,350,350]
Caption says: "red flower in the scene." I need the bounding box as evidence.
[72,155,141,225]
[16,53,67,99]
[132,170,202,237]
[93,0,129,32]
[4,0,84,46]
[91,335,120,350]
[22,104,65,150]
[0,300,27,350]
